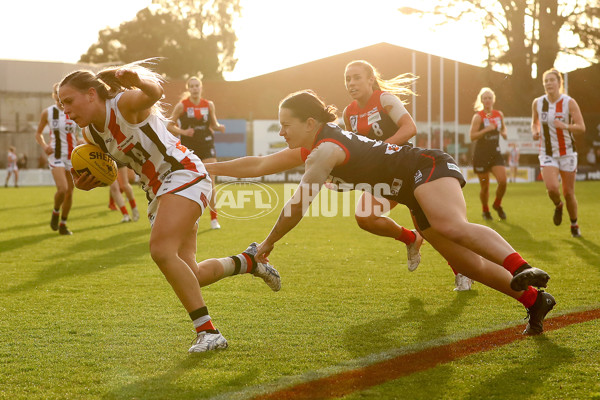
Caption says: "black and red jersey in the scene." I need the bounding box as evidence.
[300,124,462,209]
[178,97,211,132]
[345,90,399,142]
[473,109,502,156]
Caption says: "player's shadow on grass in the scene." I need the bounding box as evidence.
[0,222,146,253]
[102,353,259,400]
[4,229,149,294]
[0,204,123,235]
[491,220,559,266]
[459,336,574,400]
[343,292,478,358]
[563,236,600,268]
[0,231,61,252]
[0,200,48,213]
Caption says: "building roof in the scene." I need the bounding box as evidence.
[164,42,510,122]
[0,59,98,93]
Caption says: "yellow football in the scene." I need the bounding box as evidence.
[71,144,118,186]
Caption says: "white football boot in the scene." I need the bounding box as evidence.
[131,207,140,222]
[245,242,282,292]
[188,331,228,353]
[406,229,423,272]
[454,273,473,291]
[210,219,221,230]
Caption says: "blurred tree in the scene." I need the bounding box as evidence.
[399,0,600,105]
[79,0,241,80]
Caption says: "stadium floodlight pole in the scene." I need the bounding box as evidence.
[440,56,444,151]
[427,53,431,149]
[412,51,417,146]
[455,60,459,164]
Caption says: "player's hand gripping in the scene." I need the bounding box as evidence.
[115,69,142,89]
[255,240,274,263]
[70,168,102,191]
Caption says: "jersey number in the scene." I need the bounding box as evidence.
[372,122,384,137]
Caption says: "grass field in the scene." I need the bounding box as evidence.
[1,181,599,400]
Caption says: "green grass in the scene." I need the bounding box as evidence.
[1,182,599,399]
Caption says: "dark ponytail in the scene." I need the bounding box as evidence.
[59,70,111,100]
[280,90,337,123]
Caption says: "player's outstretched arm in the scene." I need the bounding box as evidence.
[205,148,304,178]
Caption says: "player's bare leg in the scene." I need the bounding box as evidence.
[203,157,221,229]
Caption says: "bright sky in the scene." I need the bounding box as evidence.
[0,0,585,81]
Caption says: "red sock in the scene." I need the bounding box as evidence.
[482,205,490,212]
[108,197,116,209]
[120,206,129,216]
[195,319,216,333]
[395,227,416,245]
[503,252,528,275]
[449,263,458,276]
[129,199,137,209]
[493,198,501,208]
[210,210,218,220]
[517,286,538,308]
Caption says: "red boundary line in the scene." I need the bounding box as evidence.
[252,309,600,400]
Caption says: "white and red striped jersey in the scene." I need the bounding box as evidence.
[535,94,576,157]
[47,105,80,160]
[85,93,207,201]
[7,151,17,169]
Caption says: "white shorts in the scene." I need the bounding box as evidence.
[48,155,73,170]
[6,164,18,172]
[147,170,212,227]
[538,153,578,172]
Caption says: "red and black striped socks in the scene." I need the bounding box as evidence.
[189,306,218,334]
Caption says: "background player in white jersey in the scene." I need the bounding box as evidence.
[58,61,280,353]
[4,146,19,188]
[342,60,423,272]
[207,90,557,335]
[470,87,508,221]
[35,84,83,235]
[168,76,225,230]
[531,69,586,237]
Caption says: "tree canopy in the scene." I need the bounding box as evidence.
[79,0,241,80]
[400,0,600,99]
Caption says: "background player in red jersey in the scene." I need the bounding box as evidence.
[469,87,508,221]
[35,83,83,235]
[342,61,468,291]
[342,60,423,272]
[531,69,586,238]
[168,76,225,230]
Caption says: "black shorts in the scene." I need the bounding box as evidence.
[181,133,216,160]
[387,151,466,231]
[473,151,504,174]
